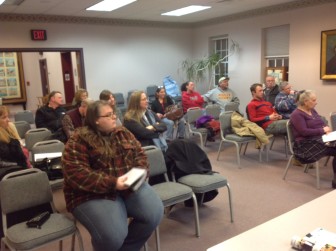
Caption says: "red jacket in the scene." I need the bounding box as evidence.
[247,98,276,129]
[182,91,204,113]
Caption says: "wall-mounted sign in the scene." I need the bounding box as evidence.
[31,30,47,41]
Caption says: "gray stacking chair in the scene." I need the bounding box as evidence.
[224,102,239,112]
[24,128,52,151]
[185,107,208,148]
[205,104,221,120]
[217,111,265,167]
[146,85,158,105]
[13,121,31,139]
[324,112,336,166]
[14,110,35,125]
[114,92,127,115]
[0,168,84,251]
[143,146,200,251]
[283,120,321,189]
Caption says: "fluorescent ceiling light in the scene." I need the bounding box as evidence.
[0,0,6,5]
[161,5,211,16]
[86,0,136,12]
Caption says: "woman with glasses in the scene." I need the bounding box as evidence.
[151,87,185,141]
[62,100,163,251]
[99,89,123,125]
[123,91,168,151]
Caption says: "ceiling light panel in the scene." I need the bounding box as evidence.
[87,0,136,12]
[161,5,211,16]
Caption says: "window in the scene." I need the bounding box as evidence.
[211,36,229,85]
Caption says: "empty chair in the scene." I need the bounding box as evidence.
[143,146,200,251]
[283,120,321,189]
[13,121,31,139]
[185,107,208,148]
[14,110,35,124]
[217,111,267,167]
[31,140,64,164]
[0,168,84,251]
[146,85,158,105]
[24,128,52,151]
[205,104,221,120]
[114,92,127,115]
[225,102,239,112]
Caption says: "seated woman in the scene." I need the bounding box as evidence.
[72,88,88,107]
[151,87,185,141]
[62,100,163,251]
[181,81,204,113]
[290,90,336,188]
[0,105,30,168]
[99,89,123,125]
[123,91,168,151]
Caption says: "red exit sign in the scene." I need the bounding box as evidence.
[31,30,47,41]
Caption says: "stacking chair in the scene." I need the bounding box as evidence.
[114,92,127,115]
[25,128,52,151]
[14,110,35,125]
[224,102,239,112]
[13,121,31,139]
[143,146,200,251]
[283,121,321,189]
[185,107,208,148]
[324,111,336,166]
[146,85,158,105]
[217,111,265,167]
[0,168,84,251]
[205,104,221,120]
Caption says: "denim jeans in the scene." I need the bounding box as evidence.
[162,117,186,139]
[73,183,163,251]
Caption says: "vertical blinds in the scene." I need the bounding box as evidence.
[265,24,289,57]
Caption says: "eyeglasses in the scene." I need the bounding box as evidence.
[99,112,115,118]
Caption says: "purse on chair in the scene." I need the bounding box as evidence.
[164,105,183,121]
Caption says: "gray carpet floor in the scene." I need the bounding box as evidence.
[40,138,333,251]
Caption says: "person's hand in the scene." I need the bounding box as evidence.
[269,113,281,120]
[323,126,332,134]
[146,125,155,130]
[116,176,129,190]
[156,113,164,119]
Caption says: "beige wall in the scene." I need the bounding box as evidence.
[1,2,336,119]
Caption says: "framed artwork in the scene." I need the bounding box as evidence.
[320,29,336,80]
[0,52,26,104]
[266,67,288,83]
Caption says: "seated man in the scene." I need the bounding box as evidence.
[274,81,297,119]
[35,91,66,142]
[247,83,287,135]
[263,75,279,106]
[203,76,240,112]
[62,98,93,139]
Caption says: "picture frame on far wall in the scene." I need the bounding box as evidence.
[320,29,336,80]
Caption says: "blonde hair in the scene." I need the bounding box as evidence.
[0,106,20,143]
[297,90,315,106]
[124,91,145,123]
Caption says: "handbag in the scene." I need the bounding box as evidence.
[34,157,63,180]
[164,105,183,121]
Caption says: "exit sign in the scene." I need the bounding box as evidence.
[31,30,47,41]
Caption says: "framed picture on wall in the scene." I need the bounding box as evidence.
[0,52,27,105]
[320,29,336,80]
[266,67,288,83]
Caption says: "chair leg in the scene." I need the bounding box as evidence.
[225,183,234,223]
[270,137,276,150]
[324,156,331,166]
[155,227,161,251]
[315,161,320,189]
[216,140,224,160]
[59,240,63,251]
[191,193,200,238]
[235,143,241,167]
[283,156,294,180]
[143,242,148,251]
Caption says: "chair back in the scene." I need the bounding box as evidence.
[142,146,167,178]
[219,111,233,136]
[114,93,125,106]
[225,102,239,112]
[286,120,295,155]
[14,110,35,124]
[25,128,52,151]
[186,107,204,124]
[31,140,64,162]
[330,112,336,130]
[205,104,221,120]
[146,85,158,104]
[13,121,31,138]
[0,168,52,214]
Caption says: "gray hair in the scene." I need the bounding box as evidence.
[279,81,289,91]
[296,90,315,106]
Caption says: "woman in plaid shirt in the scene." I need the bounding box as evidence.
[62,100,163,251]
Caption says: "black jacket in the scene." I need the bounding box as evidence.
[35,105,66,133]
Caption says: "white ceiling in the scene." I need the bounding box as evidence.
[0,0,301,24]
